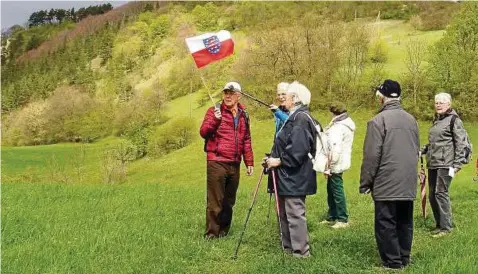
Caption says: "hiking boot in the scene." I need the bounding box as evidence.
[432,231,450,238]
[331,221,349,229]
[373,265,403,272]
[218,230,229,238]
[319,220,335,225]
[431,228,441,234]
[292,251,311,259]
[204,234,217,240]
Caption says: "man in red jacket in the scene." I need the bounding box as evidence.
[200,81,254,239]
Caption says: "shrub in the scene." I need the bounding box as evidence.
[369,38,388,64]
[114,89,168,158]
[101,141,137,184]
[147,116,196,158]
[43,86,94,142]
[2,101,48,146]
[2,86,115,145]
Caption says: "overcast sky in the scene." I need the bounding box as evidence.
[1,1,127,30]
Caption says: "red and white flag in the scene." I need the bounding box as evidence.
[185,30,234,68]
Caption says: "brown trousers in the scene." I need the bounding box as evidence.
[205,161,240,237]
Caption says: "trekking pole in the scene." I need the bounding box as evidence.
[271,168,285,252]
[232,169,265,260]
[266,193,272,224]
[238,91,270,107]
[473,159,478,182]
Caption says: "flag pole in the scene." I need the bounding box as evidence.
[198,72,216,106]
[189,77,192,119]
[185,30,235,107]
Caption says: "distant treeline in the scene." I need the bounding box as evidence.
[28,3,113,27]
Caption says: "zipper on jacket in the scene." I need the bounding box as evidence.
[234,112,239,161]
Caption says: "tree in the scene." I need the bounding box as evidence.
[47,8,56,23]
[401,39,428,116]
[70,8,76,21]
[428,2,478,119]
[55,9,67,23]
[405,40,426,106]
[192,2,219,31]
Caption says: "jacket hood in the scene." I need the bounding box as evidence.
[378,100,402,113]
[336,117,356,131]
[437,108,458,120]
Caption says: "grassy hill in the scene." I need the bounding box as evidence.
[3,1,477,148]
[376,20,445,78]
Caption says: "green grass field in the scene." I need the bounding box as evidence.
[2,105,478,273]
[2,20,477,274]
[377,20,445,78]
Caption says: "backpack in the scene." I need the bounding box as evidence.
[298,112,330,173]
[450,115,473,164]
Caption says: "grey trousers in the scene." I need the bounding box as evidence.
[278,196,310,256]
[428,169,453,231]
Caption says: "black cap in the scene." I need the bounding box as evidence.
[377,79,401,98]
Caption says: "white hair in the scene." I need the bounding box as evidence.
[286,81,311,106]
[376,91,400,104]
[277,82,289,94]
[435,93,452,104]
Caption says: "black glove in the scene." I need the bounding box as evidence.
[420,144,429,155]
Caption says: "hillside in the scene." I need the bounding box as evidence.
[2,2,477,153]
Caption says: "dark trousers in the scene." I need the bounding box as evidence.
[326,173,348,222]
[374,201,413,269]
[205,161,240,237]
[428,169,453,231]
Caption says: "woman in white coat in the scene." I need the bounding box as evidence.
[321,103,355,228]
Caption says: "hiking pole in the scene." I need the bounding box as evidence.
[238,91,270,107]
[472,158,477,181]
[271,168,285,252]
[419,156,427,219]
[232,169,265,260]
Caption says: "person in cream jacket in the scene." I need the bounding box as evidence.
[321,102,355,229]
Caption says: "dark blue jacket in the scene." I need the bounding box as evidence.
[270,106,317,196]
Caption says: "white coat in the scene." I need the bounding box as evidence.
[324,113,356,174]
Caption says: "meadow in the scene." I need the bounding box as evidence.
[2,93,477,273]
[2,13,478,274]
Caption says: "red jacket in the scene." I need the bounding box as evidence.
[200,102,254,166]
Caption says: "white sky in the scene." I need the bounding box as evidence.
[1,0,127,30]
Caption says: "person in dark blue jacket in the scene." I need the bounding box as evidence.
[265,81,317,258]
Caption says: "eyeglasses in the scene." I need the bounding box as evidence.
[435,102,449,105]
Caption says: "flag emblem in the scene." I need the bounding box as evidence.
[203,35,221,54]
[185,30,234,68]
